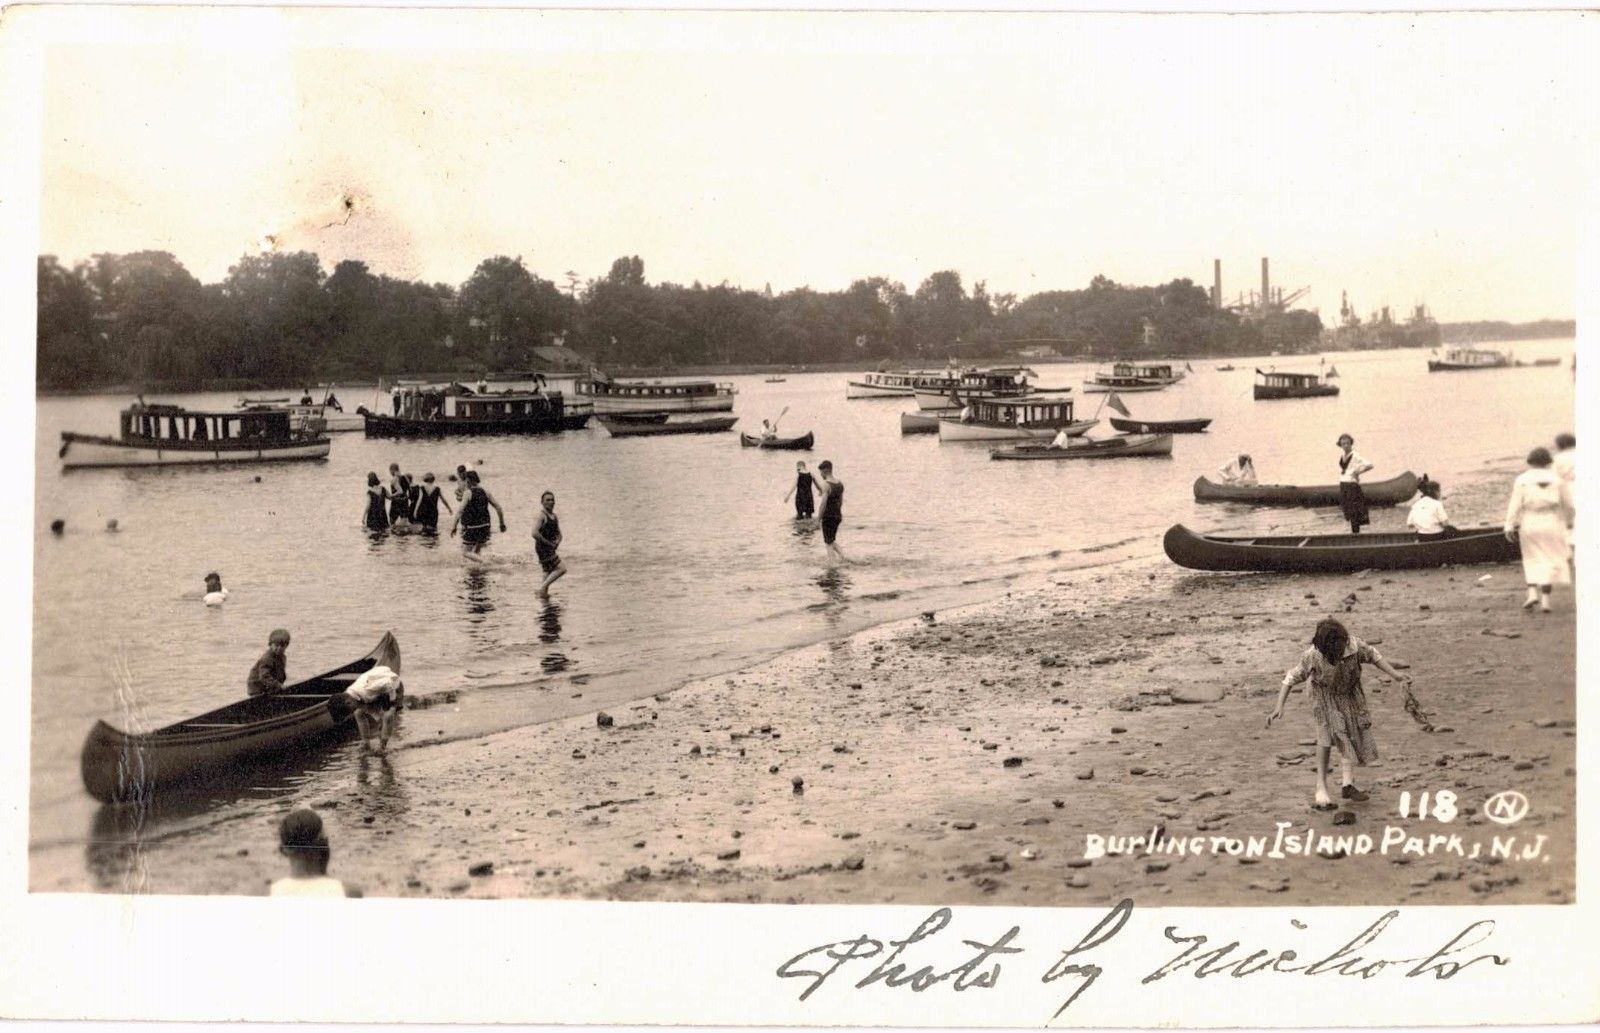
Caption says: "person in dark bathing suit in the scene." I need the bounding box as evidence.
[533,491,567,595]
[449,470,506,555]
[811,460,845,563]
[783,461,815,519]
[364,472,389,531]
[413,473,451,531]
[389,467,414,523]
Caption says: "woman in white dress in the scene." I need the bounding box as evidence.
[1504,447,1574,612]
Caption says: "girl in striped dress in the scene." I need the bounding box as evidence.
[1268,617,1412,810]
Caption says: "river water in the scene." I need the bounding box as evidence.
[30,340,1573,890]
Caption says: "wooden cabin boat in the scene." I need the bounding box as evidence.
[913,367,1043,410]
[576,376,737,414]
[938,395,1096,443]
[1109,416,1212,434]
[1081,374,1167,393]
[1193,470,1419,507]
[900,409,954,434]
[358,384,588,437]
[739,430,814,450]
[1253,369,1339,400]
[1111,361,1186,385]
[1428,347,1512,372]
[80,633,400,804]
[597,414,740,437]
[990,433,1173,460]
[59,404,330,469]
[1163,524,1520,573]
[846,369,958,399]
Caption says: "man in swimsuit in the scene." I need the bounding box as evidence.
[449,470,507,556]
[811,460,845,563]
[533,491,567,595]
[247,629,291,696]
[783,461,815,519]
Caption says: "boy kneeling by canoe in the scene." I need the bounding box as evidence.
[329,664,404,752]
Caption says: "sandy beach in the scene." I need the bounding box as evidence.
[157,544,1574,906]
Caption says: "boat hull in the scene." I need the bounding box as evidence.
[1428,360,1511,372]
[1193,471,1419,507]
[80,633,400,804]
[913,388,1036,410]
[847,381,916,399]
[990,433,1173,460]
[359,410,591,437]
[1109,416,1212,434]
[592,395,735,414]
[598,416,739,437]
[1163,524,1520,573]
[1082,381,1167,393]
[59,432,330,469]
[938,418,1097,443]
[1254,384,1340,400]
[740,431,814,450]
[900,410,952,434]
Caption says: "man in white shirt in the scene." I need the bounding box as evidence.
[1218,454,1257,485]
[1553,433,1575,487]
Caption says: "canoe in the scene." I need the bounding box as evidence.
[740,431,814,450]
[1163,524,1521,573]
[597,415,740,437]
[80,633,400,804]
[901,410,953,434]
[1109,416,1212,434]
[990,433,1173,460]
[1193,471,1419,507]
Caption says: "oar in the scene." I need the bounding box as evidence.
[772,405,789,431]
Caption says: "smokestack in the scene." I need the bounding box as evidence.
[1213,259,1221,309]
[1260,257,1270,310]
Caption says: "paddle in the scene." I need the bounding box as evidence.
[771,405,789,432]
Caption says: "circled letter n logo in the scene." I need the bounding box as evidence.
[1484,790,1530,826]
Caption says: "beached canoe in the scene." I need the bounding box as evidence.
[80,633,400,804]
[597,415,740,437]
[1109,416,1212,434]
[1193,471,1419,507]
[740,431,814,450]
[990,433,1173,460]
[1163,524,1520,573]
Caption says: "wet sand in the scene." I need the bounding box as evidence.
[176,553,1575,905]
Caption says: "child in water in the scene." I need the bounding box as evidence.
[203,572,228,607]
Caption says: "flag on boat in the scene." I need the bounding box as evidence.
[1326,364,1340,378]
[1105,391,1131,417]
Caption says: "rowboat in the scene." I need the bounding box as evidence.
[1109,416,1212,434]
[1162,524,1520,573]
[1254,369,1339,400]
[990,433,1173,460]
[80,633,400,804]
[1193,470,1419,507]
[598,415,740,437]
[740,431,814,450]
[577,376,737,414]
[938,395,1096,443]
[60,403,330,469]
[900,410,953,434]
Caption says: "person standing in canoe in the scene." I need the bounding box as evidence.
[783,461,815,519]
[533,491,567,595]
[1267,617,1413,810]
[1336,433,1374,533]
[247,628,291,697]
[810,460,845,563]
[413,473,451,532]
[1504,446,1573,613]
[363,472,389,531]
[450,470,506,555]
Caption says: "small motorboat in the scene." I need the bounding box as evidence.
[1215,364,1236,372]
[1163,524,1520,573]
[1109,416,1212,434]
[597,415,740,437]
[80,633,400,804]
[1254,369,1339,400]
[764,377,788,383]
[1193,471,1419,507]
[740,431,814,450]
[989,433,1173,460]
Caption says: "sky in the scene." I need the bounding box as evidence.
[28,7,1600,323]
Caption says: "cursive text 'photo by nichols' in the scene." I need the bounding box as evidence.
[1,3,1596,1028]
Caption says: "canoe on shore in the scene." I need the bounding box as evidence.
[740,431,814,450]
[598,415,740,437]
[1163,524,1521,573]
[80,633,400,805]
[1109,416,1212,434]
[1193,471,1419,507]
[990,433,1173,460]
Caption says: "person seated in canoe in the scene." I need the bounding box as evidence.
[247,628,291,697]
[203,571,228,607]
[1406,476,1457,540]
[270,809,359,897]
[1050,426,1078,449]
[1217,454,1258,485]
[760,419,778,442]
[339,664,404,752]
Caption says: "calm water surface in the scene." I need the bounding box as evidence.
[31,341,1573,887]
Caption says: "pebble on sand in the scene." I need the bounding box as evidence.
[50,519,65,534]
[468,861,495,877]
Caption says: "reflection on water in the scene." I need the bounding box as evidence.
[539,598,569,672]
[814,567,853,621]
[461,564,495,623]
[354,751,408,822]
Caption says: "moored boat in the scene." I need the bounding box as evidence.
[740,430,815,450]
[847,369,957,399]
[598,415,740,437]
[1193,470,1419,506]
[990,433,1173,460]
[80,633,400,804]
[1254,368,1339,400]
[577,375,737,413]
[60,403,330,469]
[1163,524,1520,573]
[913,367,1047,410]
[1215,364,1237,372]
[1109,416,1212,434]
[938,395,1096,443]
[1107,361,1186,385]
[900,409,954,434]
[1081,374,1167,393]
[1428,347,1512,372]
[357,382,588,437]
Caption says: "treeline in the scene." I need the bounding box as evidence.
[37,251,1323,391]
[1439,319,1576,344]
